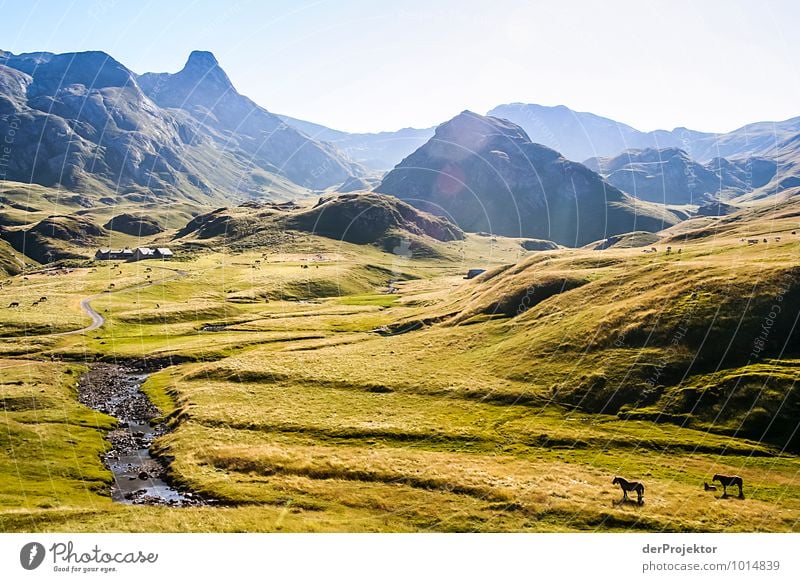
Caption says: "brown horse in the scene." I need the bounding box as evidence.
[712,474,744,498]
[613,476,644,504]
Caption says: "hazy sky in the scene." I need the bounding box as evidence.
[2,0,798,133]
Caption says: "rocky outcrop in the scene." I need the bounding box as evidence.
[520,239,559,251]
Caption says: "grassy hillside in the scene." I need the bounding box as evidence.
[0,238,27,276]
[0,196,798,532]
[0,181,209,229]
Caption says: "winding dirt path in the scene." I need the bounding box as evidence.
[3,265,187,339]
[57,265,187,337]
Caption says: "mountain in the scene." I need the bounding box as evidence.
[139,52,362,190]
[0,49,361,205]
[584,148,777,204]
[760,134,800,195]
[695,117,800,161]
[486,103,699,163]
[374,111,679,246]
[278,114,434,172]
[488,103,800,163]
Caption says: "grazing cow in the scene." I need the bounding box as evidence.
[7,301,19,308]
[109,283,115,289]
[712,474,744,498]
[704,482,717,491]
[39,296,47,303]
[31,300,39,307]
[612,476,645,504]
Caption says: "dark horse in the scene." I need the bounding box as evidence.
[612,476,644,504]
[712,474,744,498]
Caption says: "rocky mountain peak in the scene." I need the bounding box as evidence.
[179,50,229,82]
[138,50,235,110]
[185,50,219,69]
[421,110,537,166]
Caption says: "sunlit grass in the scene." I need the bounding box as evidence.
[0,203,799,531]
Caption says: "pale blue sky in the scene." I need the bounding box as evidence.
[1,0,798,133]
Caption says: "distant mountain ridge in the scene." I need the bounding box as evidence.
[2,47,797,212]
[584,147,778,205]
[277,114,434,172]
[375,110,679,246]
[488,103,800,164]
[278,103,800,177]
[0,49,362,205]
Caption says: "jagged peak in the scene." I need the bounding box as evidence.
[184,50,219,71]
[173,49,233,92]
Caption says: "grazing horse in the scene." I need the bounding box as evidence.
[712,474,744,498]
[704,482,717,491]
[612,476,645,504]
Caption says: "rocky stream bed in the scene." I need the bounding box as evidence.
[76,363,204,506]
